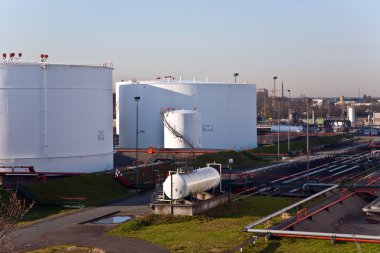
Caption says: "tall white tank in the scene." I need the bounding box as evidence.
[163,167,220,200]
[163,109,202,148]
[0,61,113,173]
[116,80,257,150]
[348,106,356,126]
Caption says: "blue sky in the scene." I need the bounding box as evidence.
[1,0,379,97]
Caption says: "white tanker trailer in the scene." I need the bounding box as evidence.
[163,167,220,200]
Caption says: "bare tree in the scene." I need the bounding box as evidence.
[0,191,33,253]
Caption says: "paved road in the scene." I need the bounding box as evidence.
[14,191,169,253]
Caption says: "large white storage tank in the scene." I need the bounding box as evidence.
[116,80,257,150]
[0,61,113,173]
[163,109,202,149]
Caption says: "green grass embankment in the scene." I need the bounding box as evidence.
[20,173,131,222]
[109,195,380,253]
[27,173,130,206]
[108,196,297,253]
[196,134,352,168]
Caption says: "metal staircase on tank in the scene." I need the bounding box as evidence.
[160,109,199,149]
[152,176,166,203]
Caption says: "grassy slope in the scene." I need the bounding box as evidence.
[245,238,380,253]
[196,134,351,168]
[108,195,380,253]
[108,196,297,253]
[27,173,130,206]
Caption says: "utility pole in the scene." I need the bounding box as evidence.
[287,89,291,153]
[273,76,277,110]
[134,96,141,192]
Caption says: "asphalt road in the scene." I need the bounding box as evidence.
[14,191,169,253]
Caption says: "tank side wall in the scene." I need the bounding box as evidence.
[117,82,257,150]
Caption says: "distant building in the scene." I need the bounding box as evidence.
[312,98,324,107]
[257,88,269,98]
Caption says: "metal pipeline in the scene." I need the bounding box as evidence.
[244,185,380,245]
[243,184,339,231]
[245,229,380,244]
[362,196,380,215]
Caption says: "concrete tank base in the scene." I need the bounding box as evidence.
[151,194,230,216]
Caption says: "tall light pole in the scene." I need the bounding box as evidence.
[277,97,281,160]
[306,98,310,196]
[233,73,239,83]
[134,96,140,192]
[287,89,291,153]
[273,76,277,109]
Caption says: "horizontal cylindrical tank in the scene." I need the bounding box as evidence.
[116,80,257,150]
[163,109,202,149]
[163,167,220,200]
[271,125,303,133]
[0,62,113,173]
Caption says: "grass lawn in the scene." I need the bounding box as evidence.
[108,196,298,253]
[26,244,104,253]
[195,134,351,169]
[244,238,380,253]
[26,173,131,206]
[108,195,380,253]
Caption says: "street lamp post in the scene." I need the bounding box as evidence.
[306,98,310,195]
[233,73,239,83]
[287,89,291,153]
[229,158,233,194]
[134,96,140,192]
[277,98,280,160]
[273,76,277,109]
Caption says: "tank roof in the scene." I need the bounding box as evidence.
[117,80,254,85]
[0,61,113,69]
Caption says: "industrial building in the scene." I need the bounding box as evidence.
[0,61,114,173]
[116,80,257,150]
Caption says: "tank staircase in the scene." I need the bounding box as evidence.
[151,176,167,204]
[160,109,199,149]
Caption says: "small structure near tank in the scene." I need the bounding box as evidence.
[150,164,229,216]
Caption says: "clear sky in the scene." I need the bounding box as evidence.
[1,0,379,97]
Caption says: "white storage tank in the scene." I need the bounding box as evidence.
[0,61,113,173]
[163,167,220,200]
[116,80,257,150]
[271,124,303,133]
[348,106,356,126]
[163,109,202,149]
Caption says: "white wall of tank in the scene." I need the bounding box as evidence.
[116,80,257,150]
[0,62,114,173]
